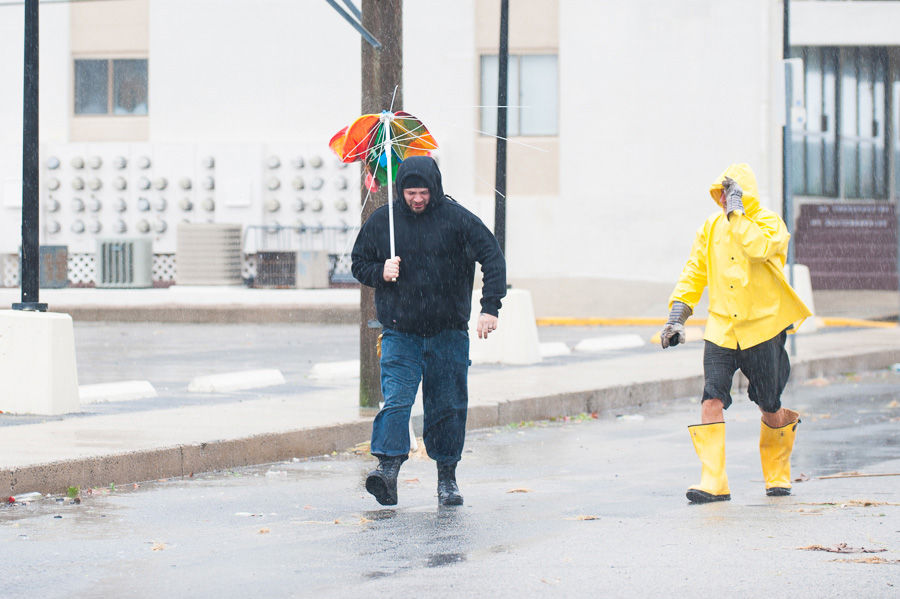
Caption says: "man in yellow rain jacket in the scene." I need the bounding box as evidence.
[660,163,812,504]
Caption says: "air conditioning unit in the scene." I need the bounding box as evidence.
[176,223,243,285]
[96,238,153,289]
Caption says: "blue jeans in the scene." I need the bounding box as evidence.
[372,328,470,466]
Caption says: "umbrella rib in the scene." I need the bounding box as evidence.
[424,118,550,153]
[474,172,506,199]
[340,126,380,162]
[391,132,437,149]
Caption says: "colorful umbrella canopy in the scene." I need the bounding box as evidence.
[329,111,438,192]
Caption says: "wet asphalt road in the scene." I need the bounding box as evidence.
[1,372,898,598]
[0,321,667,426]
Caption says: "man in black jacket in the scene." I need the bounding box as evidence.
[351,155,506,507]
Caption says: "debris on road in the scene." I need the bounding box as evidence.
[798,543,887,554]
[819,472,900,480]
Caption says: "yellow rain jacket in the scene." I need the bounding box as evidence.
[669,163,811,350]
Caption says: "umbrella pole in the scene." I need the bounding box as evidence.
[384,116,397,279]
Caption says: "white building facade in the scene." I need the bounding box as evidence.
[0,0,896,314]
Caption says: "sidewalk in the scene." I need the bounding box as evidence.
[2,286,899,496]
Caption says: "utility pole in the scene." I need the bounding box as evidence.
[494,0,509,254]
[358,0,402,408]
[14,0,46,312]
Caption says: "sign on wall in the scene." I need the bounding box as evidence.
[794,203,898,290]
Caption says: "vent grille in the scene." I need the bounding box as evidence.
[96,239,153,288]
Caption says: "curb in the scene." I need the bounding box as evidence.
[47,304,359,324]
[5,345,900,497]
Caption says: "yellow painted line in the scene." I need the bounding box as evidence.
[537,317,897,329]
[536,317,706,327]
[821,317,897,329]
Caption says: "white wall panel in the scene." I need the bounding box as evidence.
[404,0,480,221]
[147,0,359,143]
[793,2,900,47]
[553,0,779,283]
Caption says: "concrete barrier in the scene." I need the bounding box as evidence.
[0,310,79,415]
[468,288,541,365]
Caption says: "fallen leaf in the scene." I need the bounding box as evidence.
[565,515,600,521]
[793,473,811,482]
[507,488,533,493]
[404,478,420,483]
[798,543,887,554]
[807,378,830,387]
[887,400,898,408]
[350,441,372,455]
[844,499,899,507]
[830,556,900,565]
[151,542,166,552]
[259,528,270,534]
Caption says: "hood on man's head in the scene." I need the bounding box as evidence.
[400,174,428,190]
[708,163,760,215]
[395,155,444,201]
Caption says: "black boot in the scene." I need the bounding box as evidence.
[366,454,407,506]
[437,463,463,506]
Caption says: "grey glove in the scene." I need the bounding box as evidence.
[723,176,744,220]
[660,301,692,349]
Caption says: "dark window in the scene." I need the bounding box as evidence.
[74,59,109,115]
[791,47,891,200]
[75,58,148,116]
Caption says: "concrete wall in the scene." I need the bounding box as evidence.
[0,3,70,148]
[404,0,480,225]
[793,1,900,46]
[146,0,359,145]
[0,3,70,252]
[507,0,781,287]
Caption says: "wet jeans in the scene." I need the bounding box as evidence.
[372,328,470,466]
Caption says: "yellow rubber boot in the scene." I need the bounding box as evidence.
[686,423,731,503]
[760,409,800,496]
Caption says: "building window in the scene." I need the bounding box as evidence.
[74,58,148,116]
[480,54,558,136]
[791,47,890,200]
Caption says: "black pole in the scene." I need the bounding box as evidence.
[782,0,791,244]
[14,0,46,312]
[494,0,509,254]
[782,0,796,354]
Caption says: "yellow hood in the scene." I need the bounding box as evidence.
[708,163,760,216]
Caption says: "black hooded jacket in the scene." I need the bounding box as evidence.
[351,156,507,336]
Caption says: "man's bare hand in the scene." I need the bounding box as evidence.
[477,313,498,339]
[383,257,401,282]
